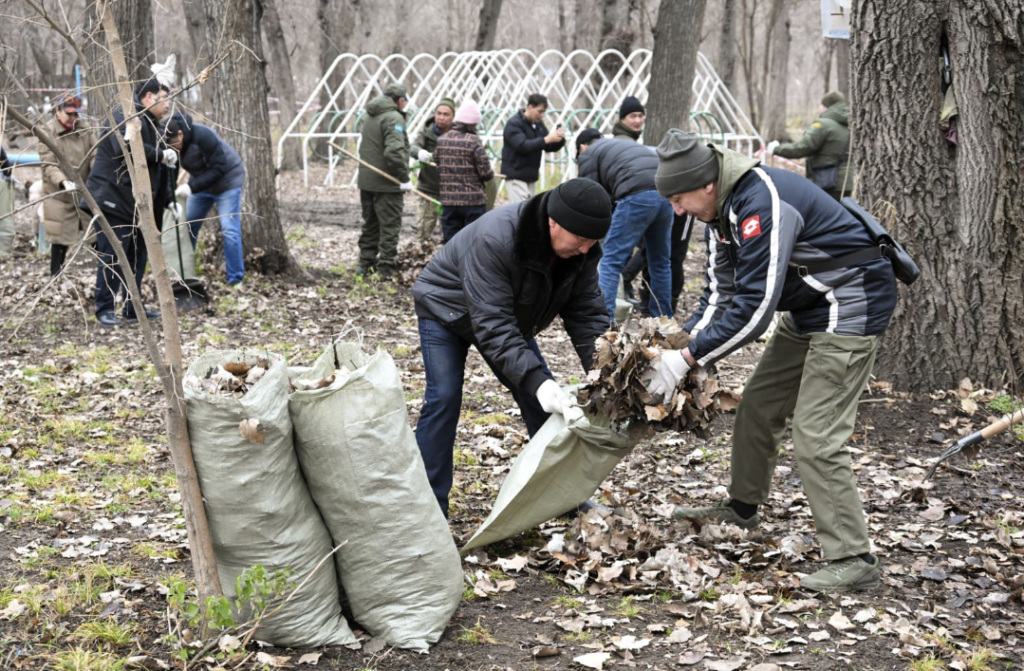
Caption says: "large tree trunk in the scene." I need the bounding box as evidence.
[834,38,850,98]
[474,0,504,51]
[195,0,293,276]
[84,0,154,109]
[645,0,708,146]
[852,0,1024,391]
[718,0,738,88]
[761,0,791,141]
[262,0,302,170]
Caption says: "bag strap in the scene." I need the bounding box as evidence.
[792,245,888,277]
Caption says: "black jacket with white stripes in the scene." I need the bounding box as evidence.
[684,163,897,367]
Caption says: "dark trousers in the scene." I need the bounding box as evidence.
[94,214,148,317]
[441,205,486,243]
[622,213,693,315]
[50,244,69,277]
[415,317,552,515]
[358,189,405,273]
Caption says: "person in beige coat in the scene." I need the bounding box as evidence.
[40,94,95,276]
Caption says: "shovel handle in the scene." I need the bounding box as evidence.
[980,407,1024,440]
[328,142,441,207]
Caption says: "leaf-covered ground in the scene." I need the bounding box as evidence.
[1,168,1022,671]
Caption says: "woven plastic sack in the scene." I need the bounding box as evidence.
[461,403,635,555]
[288,342,463,652]
[184,350,356,648]
[161,194,197,283]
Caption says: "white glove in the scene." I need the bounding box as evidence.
[642,349,692,398]
[62,180,76,191]
[169,202,182,218]
[175,184,192,198]
[536,379,572,416]
[399,181,414,191]
[161,148,178,167]
[765,140,780,156]
[417,149,433,163]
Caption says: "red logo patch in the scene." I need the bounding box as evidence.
[741,215,762,240]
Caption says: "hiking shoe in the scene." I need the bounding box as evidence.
[800,555,880,593]
[673,499,760,530]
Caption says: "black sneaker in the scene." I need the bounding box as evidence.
[124,308,161,324]
[96,311,120,328]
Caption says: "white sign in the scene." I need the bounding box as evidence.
[821,0,851,39]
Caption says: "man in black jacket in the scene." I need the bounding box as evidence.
[500,93,565,203]
[87,78,174,327]
[165,113,246,285]
[412,178,612,515]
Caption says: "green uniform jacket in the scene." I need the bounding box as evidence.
[410,118,441,196]
[357,95,410,193]
[774,102,852,195]
[611,120,642,142]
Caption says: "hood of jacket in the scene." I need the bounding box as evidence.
[366,94,402,118]
[612,119,642,141]
[821,102,849,126]
[711,144,761,220]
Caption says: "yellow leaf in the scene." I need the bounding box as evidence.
[238,418,266,445]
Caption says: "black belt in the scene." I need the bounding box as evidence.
[794,245,889,277]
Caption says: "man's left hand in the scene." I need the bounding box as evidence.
[537,379,573,416]
[168,202,182,218]
[642,349,692,398]
[765,140,780,156]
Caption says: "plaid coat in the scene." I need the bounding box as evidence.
[435,127,494,207]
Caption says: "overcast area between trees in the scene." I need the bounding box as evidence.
[0,1,1022,670]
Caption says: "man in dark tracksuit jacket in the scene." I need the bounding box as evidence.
[646,130,897,593]
[576,129,674,320]
[165,113,246,285]
[87,79,174,327]
[412,179,612,515]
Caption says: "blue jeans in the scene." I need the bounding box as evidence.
[415,318,552,515]
[598,189,673,319]
[185,187,244,285]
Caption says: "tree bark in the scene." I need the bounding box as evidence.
[316,0,358,156]
[84,0,154,109]
[474,0,504,51]
[834,38,850,98]
[645,0,708,146]
[262,0,302,170]
[761,0,791,141]
[819,38,835,97]
[718,0,738,88]
[195,0,294,276]
[851,0,1024,391]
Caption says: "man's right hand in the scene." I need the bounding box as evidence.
[417,149,433,163]
[62,180,76,192]
[161,149,178,168]
[175,184,192,199]
[536,379,572,416]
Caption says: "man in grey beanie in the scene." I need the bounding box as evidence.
[645,129,899,593]
[412,179,612,517]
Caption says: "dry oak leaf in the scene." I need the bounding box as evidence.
[255,652,290,667]
[574,652,612,670]
[239,418,266,445]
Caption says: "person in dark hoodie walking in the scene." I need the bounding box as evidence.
[357,82,412,277]
[647,129,897,592]
[434,100,494,243]
[164,113,246,285]
[87,78,174,327]
[500,93,565,203]
[410,98,454,240]
[767,91,853,200]
[412,179,612,516]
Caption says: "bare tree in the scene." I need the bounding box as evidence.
[475,0,504,51]
[263,0,302,170]
[718,0,738,88]
[645,0,709,146]
[761,0,791,141]
[851,0,1024,390]
[193,0,295,276]
[316,0,358,155]
[83,0,155,107]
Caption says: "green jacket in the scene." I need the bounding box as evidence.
[357,95,410,193]
[773,102,852,194]
[611,120,642,142]
[410,118,442,196]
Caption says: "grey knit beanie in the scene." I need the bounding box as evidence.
[655,129,719,197]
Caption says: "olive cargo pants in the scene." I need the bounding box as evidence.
[729,314,878,560]
[358,190,405,273]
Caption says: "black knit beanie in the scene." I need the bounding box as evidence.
[619,96,645,119]
[547,178,612,240]
[575,128,603,158]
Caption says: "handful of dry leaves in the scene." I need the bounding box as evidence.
[184,356,270,397]
[395,238,442,286]
[578,317,739,436]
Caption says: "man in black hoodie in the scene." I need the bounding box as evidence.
[87,78,174,327]
[164,113,246,285]
[412,178,611,515]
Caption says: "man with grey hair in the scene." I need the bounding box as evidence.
[645,129,898,593]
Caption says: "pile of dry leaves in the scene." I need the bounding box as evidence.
[579,317,739,435]
[184,356,270,397]
[395,238,442,286]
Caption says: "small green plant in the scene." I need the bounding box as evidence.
[48,647,125,671]
[562,630,592,642]
[612,596,643,618]
[553,594,584,610]
[461,585,476,602]
[909,654,947,671]
[456,617,497,644]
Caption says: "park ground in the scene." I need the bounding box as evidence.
[0,169,1022,671]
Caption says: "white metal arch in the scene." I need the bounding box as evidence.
[278,49,762,188]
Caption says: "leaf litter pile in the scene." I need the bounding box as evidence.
[395,237,442,286]
[580,317,740,434]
